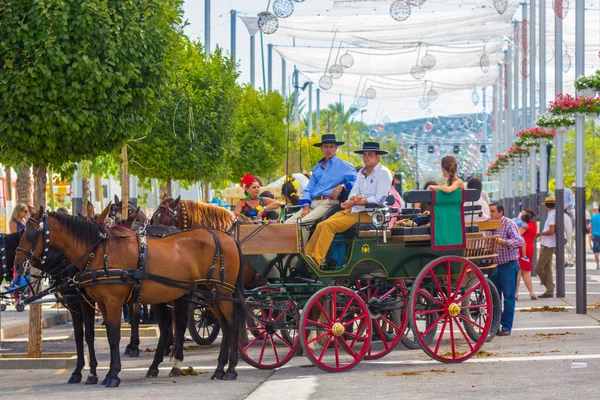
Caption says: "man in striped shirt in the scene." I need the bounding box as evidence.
[485,203,524,336]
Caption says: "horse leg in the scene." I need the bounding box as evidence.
[168,297,189,377]
[68,303,85,384]
[209,304,229,381]
[100,300,123,388]
[125,300,140,357]
[145,303,171,378]
[83,300,99,385]
[220,300,239,381]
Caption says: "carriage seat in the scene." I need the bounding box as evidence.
[400,208,421,215]
[391,226,431,236]
[402,188,481,204]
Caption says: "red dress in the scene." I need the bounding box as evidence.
[518,220,537,272]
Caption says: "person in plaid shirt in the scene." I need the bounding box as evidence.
[485,203,524,336]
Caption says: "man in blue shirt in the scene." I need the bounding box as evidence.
[590,204,600,269]
[285,134,357,239]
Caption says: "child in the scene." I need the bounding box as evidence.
[512,216,530,262]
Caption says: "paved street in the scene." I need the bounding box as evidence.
[1,251,600,400]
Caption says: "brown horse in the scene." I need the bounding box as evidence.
[15,207,245,388]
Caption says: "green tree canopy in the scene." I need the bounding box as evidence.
[229,85,286,182]
[128,41,239,184]
[0,0,184,167]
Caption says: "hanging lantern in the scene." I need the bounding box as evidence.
[493,0,508,15]
[319,75,333,90]
[340,52,354,68]
[357,96,368,107]
[394,152,401,160]
[480,53,490,73]
[411,64,426,80]
[273,0,294,18]
[293,0,305,2]
[472,90,480,106]
[382,116,391,124]
[418,97,430,109]
[390,0,411,22]
[562,51,572,72]
[257,12,279,34]
[421,54,436,69]
[424,121,433,132]
[329,64,344,79]
[349,104,360,116]
[365,87,377,99]
[408,0,426,5]
[521,20,528,52]
[427,89,438,101]
[553,0,569,20]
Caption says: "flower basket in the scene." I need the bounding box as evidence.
[516,127,554,146]
[536,113,575,129]
[574,70,600,94]
[549,93,600,116]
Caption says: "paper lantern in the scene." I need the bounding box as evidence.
[257,12,279,34]
[273,0,294,18]
[319,75,333,90]
[424,122,433,132]
[390,0,411,22]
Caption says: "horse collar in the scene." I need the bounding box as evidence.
[180,202,188,230]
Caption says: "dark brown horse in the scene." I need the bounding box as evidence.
[15,207,245,388]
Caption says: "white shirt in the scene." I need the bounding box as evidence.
[541,209,556,248]
[464,197,490,223]
[349,162,393,214]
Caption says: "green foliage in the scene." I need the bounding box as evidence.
[128,41,239,184]
[0,0,184,167]
[229,85,286,181]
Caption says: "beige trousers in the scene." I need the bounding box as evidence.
[535,245,556,295]
[284,199,338,243]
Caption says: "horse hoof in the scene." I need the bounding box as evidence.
[211,370,225,381]
[102,377,109,385]
[124,346,131,356]
[168,367,182,377]
[85,375,99,385]
[224,371,238,381]
[68,374,82,384]
[104,378,121,388]
[129,348,140,358]
[145,368,159,378]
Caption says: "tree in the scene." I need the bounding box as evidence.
[0,0,184,357]
[229,85,286,181]
[128,41,240,190]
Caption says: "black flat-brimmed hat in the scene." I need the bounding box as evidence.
[313,133,345,147]
[354,141,388,155]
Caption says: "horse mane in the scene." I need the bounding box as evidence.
[49,212,107,247]
[182,200,234,231]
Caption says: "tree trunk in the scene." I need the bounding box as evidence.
[94,174,102,208]
[203,183,210,202]
[16,165,32,206]
[28,164,47,358]
[166,178,172,198]
[82,176,91,206]
[48,168,56,211]
[5,167,12,201]
[121,146,129,221]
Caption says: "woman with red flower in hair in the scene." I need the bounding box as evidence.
[234,174,283,222]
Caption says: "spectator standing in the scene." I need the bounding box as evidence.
[9,203,28,233]
[485,203,524,336]
[515,208,538,300]
[535,197,558,298]
[590,204,600,270]
[388,172,404,228]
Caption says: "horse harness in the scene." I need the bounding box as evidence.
[0,234,7,280]
[17,215,239,307]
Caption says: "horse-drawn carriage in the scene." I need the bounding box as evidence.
[236,188,502,371]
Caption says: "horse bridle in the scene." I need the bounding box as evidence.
[16,215,53,272]
[0,233,7,280]
[151,201,179,227]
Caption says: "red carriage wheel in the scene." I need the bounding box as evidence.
[300,286,371,372]
[408,256,492,363]
[351,280,408,360]
[239,288,299,369]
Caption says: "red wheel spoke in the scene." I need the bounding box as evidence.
[431,314,447,353]
[342,313,368,328]
[331,293,338,322]
[342,330,368,341]
[419,310,445,339]
[243,330,265,351]
[273,332,294,349]
[455,280,482,304]
[272,306,291,323]
[446,260,452,300]
[418,288,445,307]
[339,297,354,321]
[456,312,486,331]
[258,334,269,364]
[429,270,448,302]
[452,316,474,351]
[379,314,403,332]
[306,319,330,330]
[373,321,389,348]
[334,337,340,368]
[338,336,359,358]
[461,304,490,310]
[315,300,333,325]
[307,330,331,345]
[449,315,456,359]
[348,319,366,348]
[318,335,334,362]
[269,334,281,363]
[415,308,446,315]
[451,263,469,302]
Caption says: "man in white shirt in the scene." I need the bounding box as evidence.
[535,197,558,298]
[304,142,393,267]
[464,178,490,224]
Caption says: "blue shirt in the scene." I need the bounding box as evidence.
[300,156,357,207]
[564,188,575,210]
[591,213,600,236]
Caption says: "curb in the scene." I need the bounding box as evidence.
[0,311,71,341]
[0,353,78,369]
[94,325,159,338]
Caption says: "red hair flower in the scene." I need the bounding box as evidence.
[241,174,255,188]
